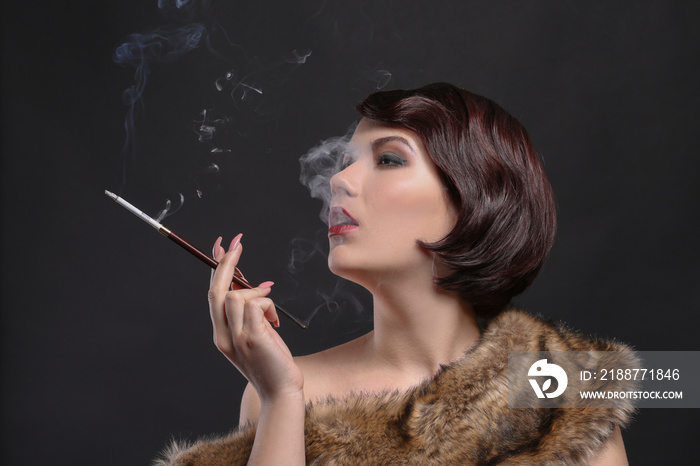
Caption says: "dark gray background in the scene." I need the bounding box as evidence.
[2,1,698,464]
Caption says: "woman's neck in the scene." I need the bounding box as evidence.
[362,275,481,379]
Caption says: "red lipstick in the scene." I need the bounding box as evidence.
[329,224,358,236]
[328,206,358,237]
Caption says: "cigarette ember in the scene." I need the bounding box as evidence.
[105,190,308,329]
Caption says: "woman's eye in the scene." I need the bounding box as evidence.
[377,153,406,167]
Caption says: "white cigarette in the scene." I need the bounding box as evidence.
[104,190,164,231]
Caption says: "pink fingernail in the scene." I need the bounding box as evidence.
[258,281,275,289]
[229,233,243,251]
[212,236,222,259]
[274,319,280,328]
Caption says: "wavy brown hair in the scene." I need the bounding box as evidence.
[357,83,557,318]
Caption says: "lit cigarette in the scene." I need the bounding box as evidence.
[105,190,308,329]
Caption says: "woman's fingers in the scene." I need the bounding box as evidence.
[210,234,243,291]
[233,268,252,290]
[210,284,269,360]
[212,236,224,260]
[241,294,280,335]
[205,238,301,398]
[208,235,283,377]
[209,234,243,352]
[211,235,252,292]
[210,236,223,283]
[258,281,279,327]
[224,286,273,335]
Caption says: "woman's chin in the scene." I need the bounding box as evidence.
[327,256,351,278]
[327,255,365,284]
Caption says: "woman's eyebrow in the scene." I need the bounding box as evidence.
[371,136,416,154]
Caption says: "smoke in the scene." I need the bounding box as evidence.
[194,109,232,153]
[298,123,356,223]
[284,230,367,328]
[287,235,327,275]
[284,122,375,327]
[286,49,313,64]
[155,192,185,222]
[113,24,205,86]
[210,47,312,124]
[113,0,313,209]
[302,279,366,330]
[113,0,208,194]
[369,69,392,89]
[112,1,386,327]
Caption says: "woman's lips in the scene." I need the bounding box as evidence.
[328,206,358,237]
[328,224,358,236]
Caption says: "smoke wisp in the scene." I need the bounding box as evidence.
[298,123,356,223]
[285,122,375,326]
[113,0,313,214]
[113,0,208,195]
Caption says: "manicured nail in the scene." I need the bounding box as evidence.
[212,236,222,259]
[234,268,251,286]
[258,281,275,289]
[274,319,280,328]
[229,233,243,251]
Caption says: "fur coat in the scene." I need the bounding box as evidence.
[154,309,638,465]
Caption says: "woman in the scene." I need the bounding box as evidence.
[157,83,634,465]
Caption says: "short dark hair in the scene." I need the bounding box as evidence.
[357,83,556,318]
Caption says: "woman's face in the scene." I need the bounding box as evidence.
[327,118,456,286]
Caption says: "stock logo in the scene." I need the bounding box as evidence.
[528,359,568,398]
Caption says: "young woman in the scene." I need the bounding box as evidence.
[157,83,634,465]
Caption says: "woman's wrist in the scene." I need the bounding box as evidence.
[249,388,306,465]
[258,387,305,409]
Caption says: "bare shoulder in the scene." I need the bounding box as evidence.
[294,333,371,400]
[588,426,628,465]
[295,333,368,371]
[238,382,261,426]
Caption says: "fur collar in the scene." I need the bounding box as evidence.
[155,309,637,465]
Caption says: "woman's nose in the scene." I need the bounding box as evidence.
[330,162,360,198]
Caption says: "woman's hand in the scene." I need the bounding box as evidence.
[208,234,304,402]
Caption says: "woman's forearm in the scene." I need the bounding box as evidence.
[247,391,306,465]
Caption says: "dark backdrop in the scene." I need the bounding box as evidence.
[2,1,698,464]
